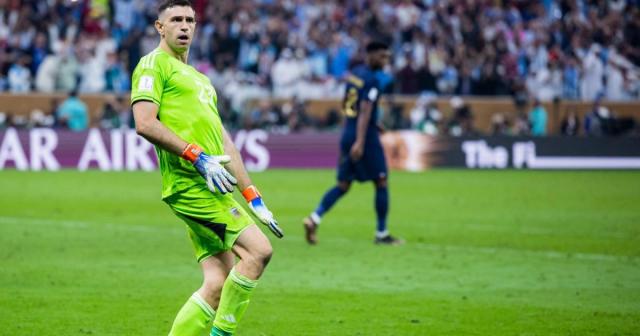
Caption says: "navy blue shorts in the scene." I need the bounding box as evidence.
[337,140,388,182]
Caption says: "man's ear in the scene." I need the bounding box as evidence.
[155,20,164,38]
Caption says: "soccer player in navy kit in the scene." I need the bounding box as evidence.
[303,41,403,245]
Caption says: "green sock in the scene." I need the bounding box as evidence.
[211,268,258,334]
[168,292,216,336]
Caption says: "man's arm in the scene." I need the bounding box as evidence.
[221,127,283,238]
[221,127,252,190]
[133,101,188,155]
[350,100,373,161]
[133,100,236,194]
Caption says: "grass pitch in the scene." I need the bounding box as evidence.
[0,169,639,335]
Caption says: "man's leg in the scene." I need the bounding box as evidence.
[374,177,389,236]
[303,181,351,244]
[211,225,272,335]
[373,177,403,245]
[168,252,234,336]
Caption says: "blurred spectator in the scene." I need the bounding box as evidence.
[412,96,441,136]
[77,47,107,93]
[48,97,61,125]
[35,52,59,92]
[56,91,88,132]
[57,44,80,93]
[491,113,512,136]
[281,97,312,133]
[585,104,604,137]
[409,94,431,129]
[475,64,503,96]
[99,97,121,129]
[447,96,476,137]
[455,64,474,96]
[29,109,55,128]
[581,44,605,101]
[30,33,49,75]
[105,52,130,93]
[562,56,580,100]
[8,53,31,93]
[271,48,310,99]
[245,99,283,131]
[527,61,562,102]
[529,99,548,136]
[396,56,420,94]
[328,33,354,78]
[605,58,632,101]
[561,111,580,136]
[586,100,637,136]
[9,115,29,129]
[513,113,531,136]
[384,98,409,130]
[115,96,135,129]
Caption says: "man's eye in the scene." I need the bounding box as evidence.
[186,18,195,23]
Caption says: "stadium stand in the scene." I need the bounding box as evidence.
[0,0,638,135]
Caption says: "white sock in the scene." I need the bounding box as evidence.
[310,212,321,225]
[376,230,389,239]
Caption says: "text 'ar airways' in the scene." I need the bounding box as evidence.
[0,129,270,172]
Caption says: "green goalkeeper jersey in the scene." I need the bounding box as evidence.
[131,48,225,199]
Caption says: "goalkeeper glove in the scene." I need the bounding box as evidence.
[242,185,284,238]
[182,143,237,194]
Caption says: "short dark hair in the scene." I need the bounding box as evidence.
[366,41,389,53]
[158,0,193,16]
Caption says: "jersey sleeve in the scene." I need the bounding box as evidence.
[360,75,379,103]
[131,52,167,106]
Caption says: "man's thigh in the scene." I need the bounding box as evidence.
[362,143,388,181]
[232,224,272,259]
[165,190,254,262]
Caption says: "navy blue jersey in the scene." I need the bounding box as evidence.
[336,65,388,182]
[341,65,382,145]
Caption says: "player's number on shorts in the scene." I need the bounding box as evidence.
[196,81,215,105]
[342,87,358,118]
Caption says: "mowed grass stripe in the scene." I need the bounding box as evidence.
[0,170,639,335]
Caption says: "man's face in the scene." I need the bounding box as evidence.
[155,6,196,53]
[370,49,391,70]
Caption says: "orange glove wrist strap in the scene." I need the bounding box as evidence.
[181,143,202,163]
[242,185,261,202]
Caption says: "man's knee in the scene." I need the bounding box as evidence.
[257,244,273,267]
[338,181,352,193]
[246,242,273,270]
[201,277,224,298]
[375,177,387,189]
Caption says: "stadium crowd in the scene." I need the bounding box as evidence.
[0,0,639,136]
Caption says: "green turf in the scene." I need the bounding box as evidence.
[1,170,639,335]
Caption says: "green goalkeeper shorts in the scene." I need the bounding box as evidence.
[164,186,254,262]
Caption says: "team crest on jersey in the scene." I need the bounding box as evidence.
[138,75,154,92]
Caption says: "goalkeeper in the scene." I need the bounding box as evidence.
[131,1,283,335]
